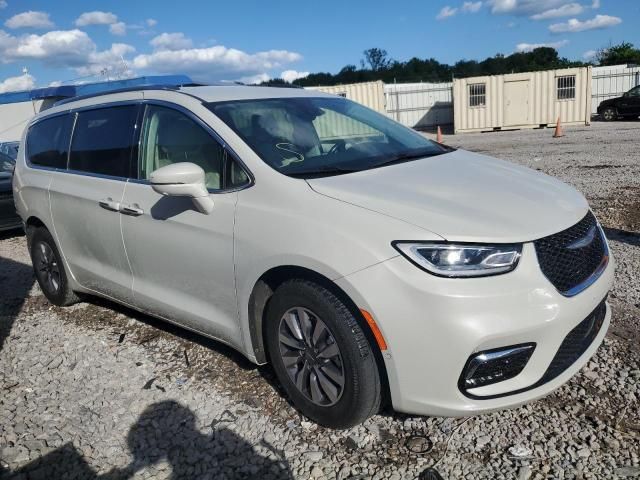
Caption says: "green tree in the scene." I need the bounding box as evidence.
[362,48,392,71]
[597,42,640,66]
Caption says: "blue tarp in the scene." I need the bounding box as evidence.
[0,75,194,105]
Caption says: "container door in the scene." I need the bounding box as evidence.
[504,80,530,126]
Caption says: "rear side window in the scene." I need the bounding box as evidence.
[69,106,138,178]
[27,115,71,168]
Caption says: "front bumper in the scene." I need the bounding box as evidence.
[336,242,614,417]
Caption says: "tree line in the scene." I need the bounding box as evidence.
[261,41,640,87]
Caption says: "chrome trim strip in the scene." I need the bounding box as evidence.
[561,226,610,298]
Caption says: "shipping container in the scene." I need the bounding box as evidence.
[306,81,386,113]
[453,67,592,133]
[384,82,453,129]
[305,81,386,139]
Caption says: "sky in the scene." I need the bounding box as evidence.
[0,0,637,93]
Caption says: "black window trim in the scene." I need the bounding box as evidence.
[24,110,73,172]
[66,102,142,182]
[25,99,254,194]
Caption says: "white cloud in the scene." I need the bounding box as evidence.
[109,22,126,36]
[0,1,7,9]
[146,18,157,27]
[75,43,136,77]
[239,73,270,84]
[549,14,622,33]
[75,11,118,27]
[490,0,575,16]
[591,0,600,8]
[1,29,95,67]
[436,6,458,19]
[281,69,309,83]
[461,1,483,13]
[531,3,584,20]
[150,32,193,51]
[5,11,54,29]
[132,45,302,82]
[0,73,35,93]
[515,39,569,52]
[583,49,597,60]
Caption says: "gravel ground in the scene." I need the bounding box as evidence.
[1,121,639,480]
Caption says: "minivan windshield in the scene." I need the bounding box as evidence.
[207,97,450,177]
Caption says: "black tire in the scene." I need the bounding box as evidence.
[265,279,381,429]
[601,107,617,122]
[28,227,79,307]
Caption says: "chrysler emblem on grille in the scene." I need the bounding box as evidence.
[567,225,597,250]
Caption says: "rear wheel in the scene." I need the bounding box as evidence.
[601,107,617,122]
[29,227,79,306]
[265,279,381,429]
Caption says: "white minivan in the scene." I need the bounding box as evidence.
[13,85,613,428]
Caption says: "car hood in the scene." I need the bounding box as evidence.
[307,150,589,243]
[599,97,620,107]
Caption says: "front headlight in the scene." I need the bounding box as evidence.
[392,242,522,277]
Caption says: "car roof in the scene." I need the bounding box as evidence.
[180,85,334,102]
[32,84,338,124]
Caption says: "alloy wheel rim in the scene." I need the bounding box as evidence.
[35,242,60,294]
[604,109,614,120]
[277,307,345,406]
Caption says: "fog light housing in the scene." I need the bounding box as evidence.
[459,343,535,393]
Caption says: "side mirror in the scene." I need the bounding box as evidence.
[623,92,629,97]
[149,162,214,214]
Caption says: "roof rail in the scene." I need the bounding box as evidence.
[53,85,184,107]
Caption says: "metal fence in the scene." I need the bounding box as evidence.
[384,82,453,129]
[592,65,640,114]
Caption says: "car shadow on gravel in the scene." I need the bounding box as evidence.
[603,227,640,247]
[7,400,293,479]
[0,233,33,353]
[75,295,291,411]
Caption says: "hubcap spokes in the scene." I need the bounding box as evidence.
[36,242,60,293]
[278,307,345,406]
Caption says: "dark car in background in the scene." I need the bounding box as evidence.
[0,151,20,231]
[0,141,19,160]
[598,85,640,121]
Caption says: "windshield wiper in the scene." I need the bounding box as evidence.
[366,150,446,170]
[286,165,358,178]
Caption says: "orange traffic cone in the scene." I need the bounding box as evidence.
[436,126,444,143]
[553,117,564,138]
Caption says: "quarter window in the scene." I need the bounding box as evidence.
[139,105,248,190]
[69,106,138,178]
[557,75,576,100]
[469,84,486,107]
[27,115,71,169]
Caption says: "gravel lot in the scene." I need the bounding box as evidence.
[1,121,639,480]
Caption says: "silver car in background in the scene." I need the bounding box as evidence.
[13,86,613,428]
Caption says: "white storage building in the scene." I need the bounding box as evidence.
[306,81,386,113]
[453,67,592,133]
[384,82,453,129]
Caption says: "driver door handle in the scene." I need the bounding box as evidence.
[98,198,121,212]
[120,204,144,216]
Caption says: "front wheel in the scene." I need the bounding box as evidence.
[265,279,381,429]
[601,107,617,122]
